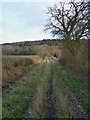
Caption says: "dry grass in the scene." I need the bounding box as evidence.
[59,40,88,82]
[31,85,44,118]
[30,62,51,118]
[2,57,33,85]
[31,58,43,65]
[2,62,46,118]
[54,77,74,118]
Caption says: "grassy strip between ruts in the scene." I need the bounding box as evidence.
[53,62,89,117]
[2,62,46,118]
[30,62,51,118]
[2,55,40,58]
[53,71,74,118]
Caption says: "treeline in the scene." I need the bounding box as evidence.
[2,39,88,81]
[2,39,62,46]
[2,40,62,58]
[2,44,61,58]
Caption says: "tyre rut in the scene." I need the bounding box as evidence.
[48,70,57,118]
[58,77,88,119]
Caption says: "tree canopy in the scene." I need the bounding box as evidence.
[44,0,90,41]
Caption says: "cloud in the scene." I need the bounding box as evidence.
[1,0,61,3]
[1,0,84,44]
[0,2,54,43]
[0,26,52,44]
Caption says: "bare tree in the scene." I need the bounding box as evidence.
[44,0,90,55]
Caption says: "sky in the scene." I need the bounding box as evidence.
[0,0,83,44]
[0,0,63,44]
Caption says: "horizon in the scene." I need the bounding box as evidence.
[1,38,62,45]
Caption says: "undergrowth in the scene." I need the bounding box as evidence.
[2,63,46,118]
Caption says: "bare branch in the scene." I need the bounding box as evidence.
[44,0,89,40]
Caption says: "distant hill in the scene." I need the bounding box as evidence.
[2,39,63,46]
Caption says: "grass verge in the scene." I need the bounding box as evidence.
[2,57,33,85]
[2,63,46,118]
[53,63,88,116]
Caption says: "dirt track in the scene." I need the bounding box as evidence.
[23,61,57,119]
[3,60,88,119]
[23,61,88,119]
[48,70,57,118]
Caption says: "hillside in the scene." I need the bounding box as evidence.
[2,39,63,46]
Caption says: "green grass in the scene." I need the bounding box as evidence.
[2,60,89,118]
[30,62,52,118]
[0,99,2,119]
[3,62,54,118]
[42,62,52,118]
[3,55,40,58]
[50,63,74,118]
[3,61,53,118]
[2,62,46,118]
[54,75,74,118]
[53,63,88,114]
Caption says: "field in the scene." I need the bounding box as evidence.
[2,55,42,85]
[1,39,89,119]
[2,55,89,119]
[3,55,39,58]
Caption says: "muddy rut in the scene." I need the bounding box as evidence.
[57,77,88,119]
[22,61,88,119]
[48,70,57,118]
[23,62,57,119]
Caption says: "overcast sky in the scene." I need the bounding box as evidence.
[0,0,83,44]
[0,0,62,44]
